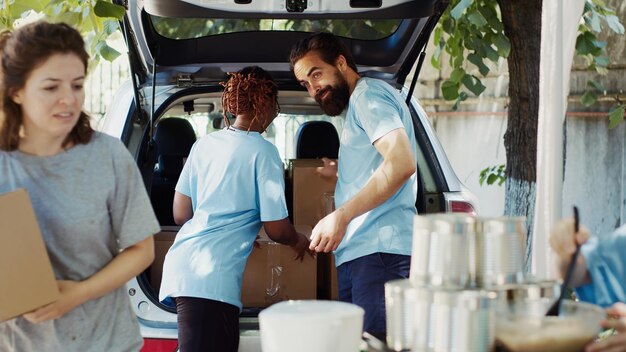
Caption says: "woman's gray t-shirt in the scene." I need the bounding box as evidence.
[0,132,160,352]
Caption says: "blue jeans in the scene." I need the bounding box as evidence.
[337,252,411,339]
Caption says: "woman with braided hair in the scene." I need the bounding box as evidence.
[159,66,310,352]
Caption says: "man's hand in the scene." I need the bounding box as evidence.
[315,157,338,181]
[585,303,626,352]
[309,208,350,253]
[23,280,87,323]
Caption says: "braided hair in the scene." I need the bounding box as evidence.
[220,66,279,132]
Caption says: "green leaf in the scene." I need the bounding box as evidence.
[478,4,502,31]
[96,41,121,61]
[452,53,464,69]
[23,0,47,11]
[433,25,443,44]
[484,44,499,62]
[55,11,82,27]
[467,53,490,76]
[608,105,626,129]
[594,56,609,67]
[479,164,506,187]
[580,90,597,107]
[587,80,605,92]
[468,36,486,57]
[46,2,65,17]
[10,0,46,14]
[588,12,601,32]
[605,14,625,34]
[467,10,488,28]
[461,74,486,96]
[430,53,441,70]
[102,19,119,35]
[450,0,473,20]
[448,39,462,59]
[431,44,443,70]
[493,33,511,57]
[8,4,34,19]
[93,0,125,20]
[595,66,609,75]
[88,9,103,33]
[441,80,460,101]
[442,16,454,34]
[450,68,465,83]
[452,92,468,111]
[576,31,597,55]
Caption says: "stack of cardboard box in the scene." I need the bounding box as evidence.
[150,158,340,308]
[151,225,317,308]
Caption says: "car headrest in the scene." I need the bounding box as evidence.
[156,154,186,179]
[154,117,197,157]
[295,121,340,159]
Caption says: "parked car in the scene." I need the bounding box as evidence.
[99,0,478,351]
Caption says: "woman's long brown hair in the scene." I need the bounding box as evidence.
[0,21,92,151]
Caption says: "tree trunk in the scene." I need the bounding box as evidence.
[496,0,542,267]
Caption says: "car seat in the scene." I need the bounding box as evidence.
[295,120,340,159]
[151,117,197,225]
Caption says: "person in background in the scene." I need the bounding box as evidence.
[159,66,311,352]
[550,218,626,352]
[0,21,160,352]
[289,32,418,339]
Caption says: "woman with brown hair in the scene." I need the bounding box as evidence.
[0,21,160,351]
[159,66,310,352]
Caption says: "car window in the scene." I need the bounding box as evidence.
[150,16,401,40]
[159,112,344,165]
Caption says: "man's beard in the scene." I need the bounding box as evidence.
[315,72,350,116]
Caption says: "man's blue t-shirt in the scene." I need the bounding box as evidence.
[159,128,288,310]
[334,77,418,266]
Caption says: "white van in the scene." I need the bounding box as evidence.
[100,1,478,350]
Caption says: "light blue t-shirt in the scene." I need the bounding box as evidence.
[334,77,418,266]
[159,128,288,310]
[575,225,626,307]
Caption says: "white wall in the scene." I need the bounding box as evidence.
[430,113,507,216]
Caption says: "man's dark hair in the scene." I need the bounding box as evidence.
[289,32,358,74]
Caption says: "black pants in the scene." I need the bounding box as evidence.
[175,297,240,352]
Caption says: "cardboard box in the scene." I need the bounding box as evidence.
[150,227,178,292]
[0,189,59,322]
[150,225,317,308]
[241,225,316,307]
[289,159,337,227]
[289,159,339,300]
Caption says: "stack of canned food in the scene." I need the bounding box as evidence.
[385,214,560,352]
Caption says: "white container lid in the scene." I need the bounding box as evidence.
[259,300,364,352]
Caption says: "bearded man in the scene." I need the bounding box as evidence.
[290,32,419,340]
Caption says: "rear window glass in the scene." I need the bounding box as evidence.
[160,112,343,164]
[150,17,401,40]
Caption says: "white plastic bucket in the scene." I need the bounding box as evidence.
[259,300,364,352]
